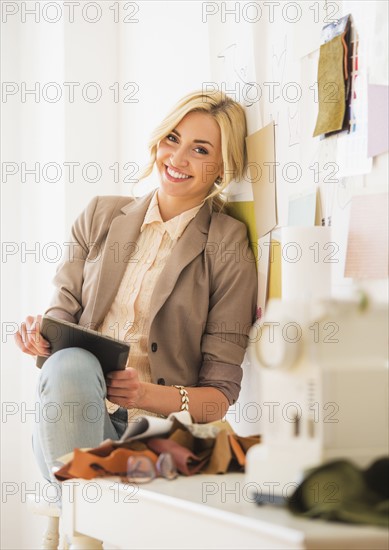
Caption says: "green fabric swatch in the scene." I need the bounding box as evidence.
[313,34,346,137]
[288,458,389,528]
[226,201,259,262]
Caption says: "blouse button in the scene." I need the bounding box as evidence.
[157,378,165,385]
[151,342,158,352]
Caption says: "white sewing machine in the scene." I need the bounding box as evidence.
[245,297,389,499]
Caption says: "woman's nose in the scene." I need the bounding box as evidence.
[170,148,189,168]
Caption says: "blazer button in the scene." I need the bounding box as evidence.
[157,378,165,385]
[151,342,158,352]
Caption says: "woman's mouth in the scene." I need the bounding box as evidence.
[164,165,192,182]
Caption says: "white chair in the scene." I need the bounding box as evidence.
[27,495,67,549]
[27,496,105,549]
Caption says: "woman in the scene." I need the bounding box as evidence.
[15,90,258,482]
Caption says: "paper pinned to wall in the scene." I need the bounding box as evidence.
[337,133,372,177]
[208,13,261,135]
[367,84,389,157]
[335,0,373,177]
[288,189,317,226]
[368,0,388,86]
[336,50,373,177]
[281,226,332,301]
[300,49,320,192]
[344,193,388,279]
[245,121,277,238]
[293,0,326,58]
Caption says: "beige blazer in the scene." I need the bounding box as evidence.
[45,191,258,405]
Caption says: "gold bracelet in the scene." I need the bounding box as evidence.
[172,385,189,411]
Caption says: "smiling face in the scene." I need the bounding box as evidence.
[156,110,224,211]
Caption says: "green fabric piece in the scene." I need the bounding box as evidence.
[313,34,346,137]
[287,458,389,528]
[226,201,259,262]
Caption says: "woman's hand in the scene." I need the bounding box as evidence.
[106,368,143,409]
[106,371,230,421]
[14,314,51,357]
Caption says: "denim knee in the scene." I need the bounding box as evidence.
[39,347,106,401]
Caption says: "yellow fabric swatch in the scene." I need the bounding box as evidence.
[313,34,346,137]
[227,200,259,262]
[267,239,282,299]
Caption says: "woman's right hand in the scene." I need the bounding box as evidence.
[14,314,51,357]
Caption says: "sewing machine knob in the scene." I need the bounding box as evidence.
[255,322,301,370]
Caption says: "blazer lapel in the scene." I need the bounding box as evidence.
[148,200,212,327]
[90,192,154,327]
[89,191,212,330]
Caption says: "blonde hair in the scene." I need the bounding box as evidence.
[137,90,247,211]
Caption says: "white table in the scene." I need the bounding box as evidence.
[61,473,389,550]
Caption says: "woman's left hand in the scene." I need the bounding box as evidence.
[105,368,143,408]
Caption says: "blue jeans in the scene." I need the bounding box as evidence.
[32,347,128,483]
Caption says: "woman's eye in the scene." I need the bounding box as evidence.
[164,134,207,155]
[166,134,178,143]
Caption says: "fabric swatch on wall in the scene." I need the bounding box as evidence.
[313,34,346,137]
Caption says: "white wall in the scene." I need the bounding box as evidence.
[118,1,211,196]
[2,12,67,549]
[1,2,210,548]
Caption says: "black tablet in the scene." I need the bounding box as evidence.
[36,315,130,374]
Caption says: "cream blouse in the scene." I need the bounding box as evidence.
[98,190,204,421]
